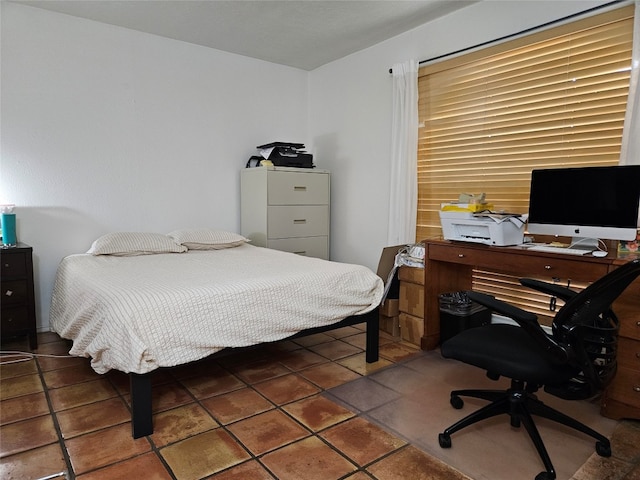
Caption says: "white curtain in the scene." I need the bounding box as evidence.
[620,0,640,166]
[387,60,419,245]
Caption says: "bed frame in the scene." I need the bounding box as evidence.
[128,308,380,438]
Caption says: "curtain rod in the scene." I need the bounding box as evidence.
[388,0,627,74]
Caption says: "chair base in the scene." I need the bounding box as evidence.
[438,380,611,480]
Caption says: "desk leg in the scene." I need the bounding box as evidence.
[423,252,473,349]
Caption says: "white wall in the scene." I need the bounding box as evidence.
[1,3,309,331]
[309,0,611,271]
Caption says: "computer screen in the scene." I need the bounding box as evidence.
[527,165,640,242]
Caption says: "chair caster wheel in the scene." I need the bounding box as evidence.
[596,441,611,457]
[450,395,463,409]
[438,433,452,448]
[535,471,555,480]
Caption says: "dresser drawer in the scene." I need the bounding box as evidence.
[1,305,30,332]
[1,280,29,305]
[267,206,329,238]
[1,252,27,278]
[267,236,329,259]
[428,244,608,281]
[267,171,329,205]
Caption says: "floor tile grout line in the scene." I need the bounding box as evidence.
[34,354,75,480]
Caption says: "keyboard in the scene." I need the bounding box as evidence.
[527,245,590,256]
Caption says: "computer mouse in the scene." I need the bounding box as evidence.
[592,251,608,257]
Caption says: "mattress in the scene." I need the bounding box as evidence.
[50,244,383,374]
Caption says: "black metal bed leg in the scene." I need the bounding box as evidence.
[365,309,380,363]
[130,372,153,438]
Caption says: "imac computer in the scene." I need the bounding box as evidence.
[527,165,640,251]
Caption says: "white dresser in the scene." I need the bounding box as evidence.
[241,166,330,259]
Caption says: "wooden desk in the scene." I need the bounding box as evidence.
[422,239,639,420]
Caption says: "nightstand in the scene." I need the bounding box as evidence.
[1,243,37,349]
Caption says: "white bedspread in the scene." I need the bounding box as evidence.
[50,244,383,374]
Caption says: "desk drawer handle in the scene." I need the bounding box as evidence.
[458,254,464,258]
[293,219,307,224]
[636,321,640,327]
[293,251,307,255]
[634,385,640,393]
[293,186,307,191]
[545,265,552,270]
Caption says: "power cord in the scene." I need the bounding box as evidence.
[568,237,609,253]
[0,350,77,366]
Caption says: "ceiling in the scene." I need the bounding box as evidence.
[12,0,478,70]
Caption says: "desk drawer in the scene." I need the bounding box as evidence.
[605,365,640,407]
[267,206,329,238]
[1,281,28,305]
[620,317,640,341]
[267,171,329,205]
[428,244,608,281]
[618,336,640,370]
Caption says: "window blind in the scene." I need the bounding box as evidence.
[416,5,633,319]
[417,5,633,242]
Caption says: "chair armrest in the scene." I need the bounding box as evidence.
[520,278,578,302]
[467,291,569,364]
[466,291,536,323]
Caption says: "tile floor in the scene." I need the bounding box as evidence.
[0,326,638,480]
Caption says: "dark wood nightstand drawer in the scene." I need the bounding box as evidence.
[1,305,30,333]
[1,280,29,305]
[1,252,27,278]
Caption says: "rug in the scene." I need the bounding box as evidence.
[325,349,629,480]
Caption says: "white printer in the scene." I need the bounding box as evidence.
[439,204,527,246]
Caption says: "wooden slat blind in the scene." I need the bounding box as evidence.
[417,5,633,319]
[417,5,633,242]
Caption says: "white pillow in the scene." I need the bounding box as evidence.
[167,229,248,250]
[87,232,187,256]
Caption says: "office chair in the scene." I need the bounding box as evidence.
[438,259,640,480]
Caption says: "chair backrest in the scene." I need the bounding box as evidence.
[551,259,640,393]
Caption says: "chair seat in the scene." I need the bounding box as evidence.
[441,324,579,385]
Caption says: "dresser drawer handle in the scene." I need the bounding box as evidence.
[458,254,464,258]
[636,321,640,327]
[293,219,307,224]
[4,289,13,297]
[293,251,307,255]
[544,265,552,270]
[634,386,640,393]
[293,186,307,191]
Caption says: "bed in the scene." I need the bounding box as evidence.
[50,231,384,437]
